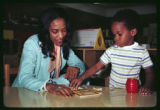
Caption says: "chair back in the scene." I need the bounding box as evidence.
[4,64,18,86]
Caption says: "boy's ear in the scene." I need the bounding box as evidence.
[130,28,137,37]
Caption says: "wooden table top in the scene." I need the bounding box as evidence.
[3,86,157,108]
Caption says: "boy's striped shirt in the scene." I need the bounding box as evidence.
[100,42,153,88]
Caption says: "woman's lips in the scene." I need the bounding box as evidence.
[58,40,62,43]
[55,40,63,45]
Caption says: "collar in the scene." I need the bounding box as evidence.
[115,42,139,49]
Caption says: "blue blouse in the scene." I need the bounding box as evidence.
[12,34,86,92]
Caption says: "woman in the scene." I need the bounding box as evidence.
[12,7,86,97]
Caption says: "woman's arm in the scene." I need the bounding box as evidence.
[12,37,47,92]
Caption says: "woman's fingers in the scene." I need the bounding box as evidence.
[65,67,79,82]
[73,72,78,79]
[69,71,77,82]
[66,68,72,81]
[55,85,74,97]
[64,68,70,79]
[55,91,63,96]
[61,88,74,97]
[47,84,74,97]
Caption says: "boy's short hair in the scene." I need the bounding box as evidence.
[111,9,142,41]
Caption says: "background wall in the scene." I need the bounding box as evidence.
[2,2,158,69]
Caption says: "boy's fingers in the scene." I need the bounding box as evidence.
[74,81,79,89]
[69,80,74,87]
[72,81,77,87]
[139,88,152,95]
[75,84,79,89]
[71,82,76,88]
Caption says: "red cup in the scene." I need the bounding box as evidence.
[126,78,138,93]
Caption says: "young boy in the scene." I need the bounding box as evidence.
[70,9,154,95]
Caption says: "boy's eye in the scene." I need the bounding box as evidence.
[118,33,122,36]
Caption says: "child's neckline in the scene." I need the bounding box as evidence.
[115,42,138,49]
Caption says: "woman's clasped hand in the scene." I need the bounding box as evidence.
[64,66,80,82]
[46,83,75,97]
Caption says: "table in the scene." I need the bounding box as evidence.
[3,86,157,107]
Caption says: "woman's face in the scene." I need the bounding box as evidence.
[49,18,67,46]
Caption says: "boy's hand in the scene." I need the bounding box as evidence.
[69,78,82,89]
[138,87,152,95]
[64,66,80,82]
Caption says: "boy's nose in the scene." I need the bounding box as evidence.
[114,35,118,41]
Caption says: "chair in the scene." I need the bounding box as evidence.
[4,64,18,86]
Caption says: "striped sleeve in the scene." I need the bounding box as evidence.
[141,49,153,69]
[100,48,111,65]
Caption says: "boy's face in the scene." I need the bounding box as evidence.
[111,22,137,47]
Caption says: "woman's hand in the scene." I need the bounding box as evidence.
[64,66,80,82]
[69,78,82,90]
[138,86,152,95]
[46,83,74,97]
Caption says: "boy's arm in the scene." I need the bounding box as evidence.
[139,49,154,94]
[69,61,105,88]
[143,67,154,89]
[139,67,154,95]
[79,61,104,81]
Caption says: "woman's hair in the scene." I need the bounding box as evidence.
[38,7,70,60]
[111,9,142,42]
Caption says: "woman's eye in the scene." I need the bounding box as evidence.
[52,30,58,34]
[62,29,67,32]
